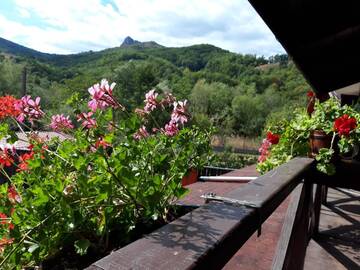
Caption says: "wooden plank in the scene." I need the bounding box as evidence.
[271,182,313,270]
[86,266,103,270]
[272,184,303,270]
[284,182,313,270]
[87,158,314,270]
[225,157,315,222]
[91,202,254,270]
[311,184,324,236]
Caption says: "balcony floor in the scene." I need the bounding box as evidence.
[304,188,360,270]
[179,167,360,270]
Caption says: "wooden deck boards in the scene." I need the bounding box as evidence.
[304,188,360,270]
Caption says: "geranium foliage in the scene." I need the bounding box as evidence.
[257,97,360,175]
[0,80,212,268]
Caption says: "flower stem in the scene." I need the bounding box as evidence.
[330,132,337,149]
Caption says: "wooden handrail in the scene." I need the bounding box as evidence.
[87,157,314,270]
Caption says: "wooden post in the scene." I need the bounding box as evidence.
[271,181,314,270]
[21,67,27,96]
[311,184,323,237]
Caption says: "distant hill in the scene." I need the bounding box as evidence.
[0,37,55,61]
[0,36,164,65]
[0,36,229,70]
[0,35,306,138]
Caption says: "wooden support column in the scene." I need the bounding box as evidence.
[311,184,323,236]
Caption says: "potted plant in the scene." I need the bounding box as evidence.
[0,80,212,268]
[257,95,360,175]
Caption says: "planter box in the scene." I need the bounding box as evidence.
[41,204,197,269]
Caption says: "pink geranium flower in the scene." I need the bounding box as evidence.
[160,92,176,108]
[164,120,179,137]
[50,114,74,131]
[88,79,121,111]
[77,112,97,129]
[258,138,272,163]
[134,108,147,118]
[133,126,149,140]
[15,95,44,123]
[171,100,188,124]
[144,89,158,112]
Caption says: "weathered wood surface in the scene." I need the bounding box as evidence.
[271,184,303,270]
[87,157,314,270]
[310,184,324,236]
[225,158,314,222]
[304,188,360,269]
[271,182,313,270]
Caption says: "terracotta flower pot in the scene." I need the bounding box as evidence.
[181,168,198,186]
[309,130,332,158]
[340,144,359,161]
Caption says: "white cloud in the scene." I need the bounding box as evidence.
[0,0,285,56]
[17,8,30,18]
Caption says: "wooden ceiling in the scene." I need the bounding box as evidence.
[249,0,360,94]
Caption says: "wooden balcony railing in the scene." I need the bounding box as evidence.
[87,157,316,270]
[199,165,235,177]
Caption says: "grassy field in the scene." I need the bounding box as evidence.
[212,136,261,151]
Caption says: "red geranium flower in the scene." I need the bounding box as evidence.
[0,212,13,230]
[0,149,14,167]
[16,151,34,172]
[0,213,7,225]
[266,131,280,145]
[8,185,22,204]
[0,96,20,119]
[0,236,14,252]
[95,137,110,149]
[307,90,315,98]
[334,114,357,137]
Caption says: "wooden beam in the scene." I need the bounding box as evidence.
[272,182,314,270]
[87,158,314,270]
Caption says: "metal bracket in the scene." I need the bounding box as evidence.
[201,192,263,237]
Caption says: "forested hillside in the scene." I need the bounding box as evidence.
[0,36,309,138]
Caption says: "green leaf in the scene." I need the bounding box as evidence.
[95,192,108,203]
[0,123,9,140]
[11,211,20,225]
[54,179,64,193]
[74,156,86,170]
[31,187,49,206]
[27,158,41,169]
[74,239,91,256]
[316,162,336,175]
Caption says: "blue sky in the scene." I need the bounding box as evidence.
[0,0,285,56]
